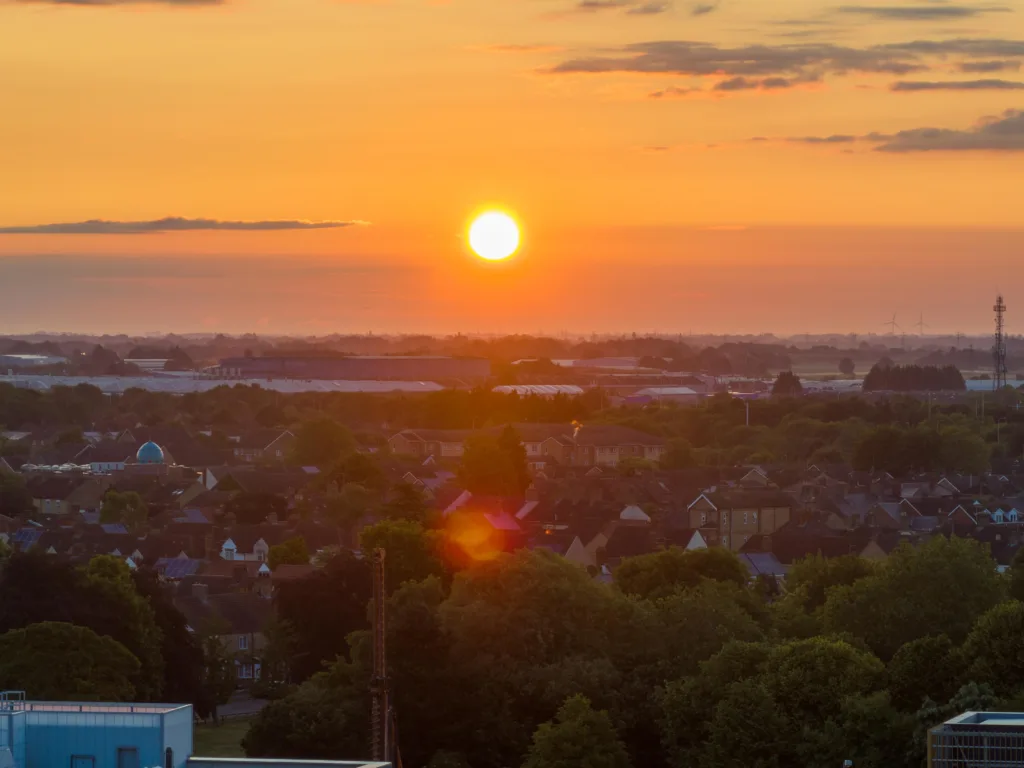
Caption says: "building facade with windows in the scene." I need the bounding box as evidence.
[0,694,192,768]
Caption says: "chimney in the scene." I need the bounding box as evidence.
[192,582,209,603]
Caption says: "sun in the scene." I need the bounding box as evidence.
[469,211,520,261]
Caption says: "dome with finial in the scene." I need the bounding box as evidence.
[136,441,165,465]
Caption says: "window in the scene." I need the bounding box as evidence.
[743,512,748,525]
[699,512,707,526]
[753,511,759,523]
[238,635,249,651]
[117,748,140,768]
[722,512,729,526]
[239,664,254,679]
[72,757,95,768]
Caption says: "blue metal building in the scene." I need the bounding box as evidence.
[0,693,192,768]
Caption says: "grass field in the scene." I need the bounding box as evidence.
[194,718,252,758]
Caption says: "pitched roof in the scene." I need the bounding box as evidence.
[695,489,796,510]
[603,523,657,560]
[175,592,272,635]
[573,425,665,447]
[271,563,315,582]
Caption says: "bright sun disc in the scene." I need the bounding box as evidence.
[469,212,520,261]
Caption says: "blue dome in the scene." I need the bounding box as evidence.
[136,441,165,464]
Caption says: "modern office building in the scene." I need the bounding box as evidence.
[0,692,387,768]
[0,694,192,768]
[929,711,1024,768]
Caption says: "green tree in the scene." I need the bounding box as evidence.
[659,641,773,768]
[0,472,34,517]
[839,357,856,377]
[80,555,165,700]
[786,554,874,613]
[459,433,523,496]
[938,425,990,474]
[359,520,445,592]
[615,547,748,601]
[653,581,766,679]
[772,371,803,397]
[273,550,371,683]
[660,438,696,470]
[268,537,310,571]
[325,484,376,528]
[99,490,148,530]
[132,567,205,710]
[887,635,963,712]
[523,695,631,768]
[497,424,530,494]
[323,452,388,493]
[290,419,355,467]
[382,482,430,524]
[760,637,885,722]
[0,622,139,701]
[703,681,795,768]
[822,536,1004,660]
[962,600,1024,697]
[198,615,237,724]
[1011,548,1024,602]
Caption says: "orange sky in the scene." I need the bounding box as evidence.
[2,0,1024,334]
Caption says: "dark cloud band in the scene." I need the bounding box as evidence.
[0,217,366,234]
[781,109,1024,152]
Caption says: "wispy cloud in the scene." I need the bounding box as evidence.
[549,38,1024,85]
[627,1,670,14]
[714,75,797,90]
[0,217,366,235]
[873,109,1024,151]
[959,59,1021,72]
[648,85,702,98]
[836,4,1011,20]
[570,0,671,14]
[549,40,928,78]
[691,1,719,15]
[890,78,1024,90]
[776,109,1024,152]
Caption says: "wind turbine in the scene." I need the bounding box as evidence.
[882,313,901,336]
[915,313,929,337]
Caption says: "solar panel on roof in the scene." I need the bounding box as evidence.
[154,557,201,579]
[12,528,42,550]
[101,523,128,535]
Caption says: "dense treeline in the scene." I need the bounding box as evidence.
[5,382,1024,475]
[244,537,1024,768]
[863,364,966,392]
[0,552,220,716]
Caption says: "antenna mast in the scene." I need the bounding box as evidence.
[994,295,1008,391]
[370,549,389,763]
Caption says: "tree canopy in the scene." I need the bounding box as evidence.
[0,622,140,701]
[523,695,632,768]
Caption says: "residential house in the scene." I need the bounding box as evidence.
[544,425,666,467]
[26,476,109,517]
[687,489,795,551]
[229,430,296,463]
[175,583,273,684]
[866,499,921,530]
[388,429,474,459]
